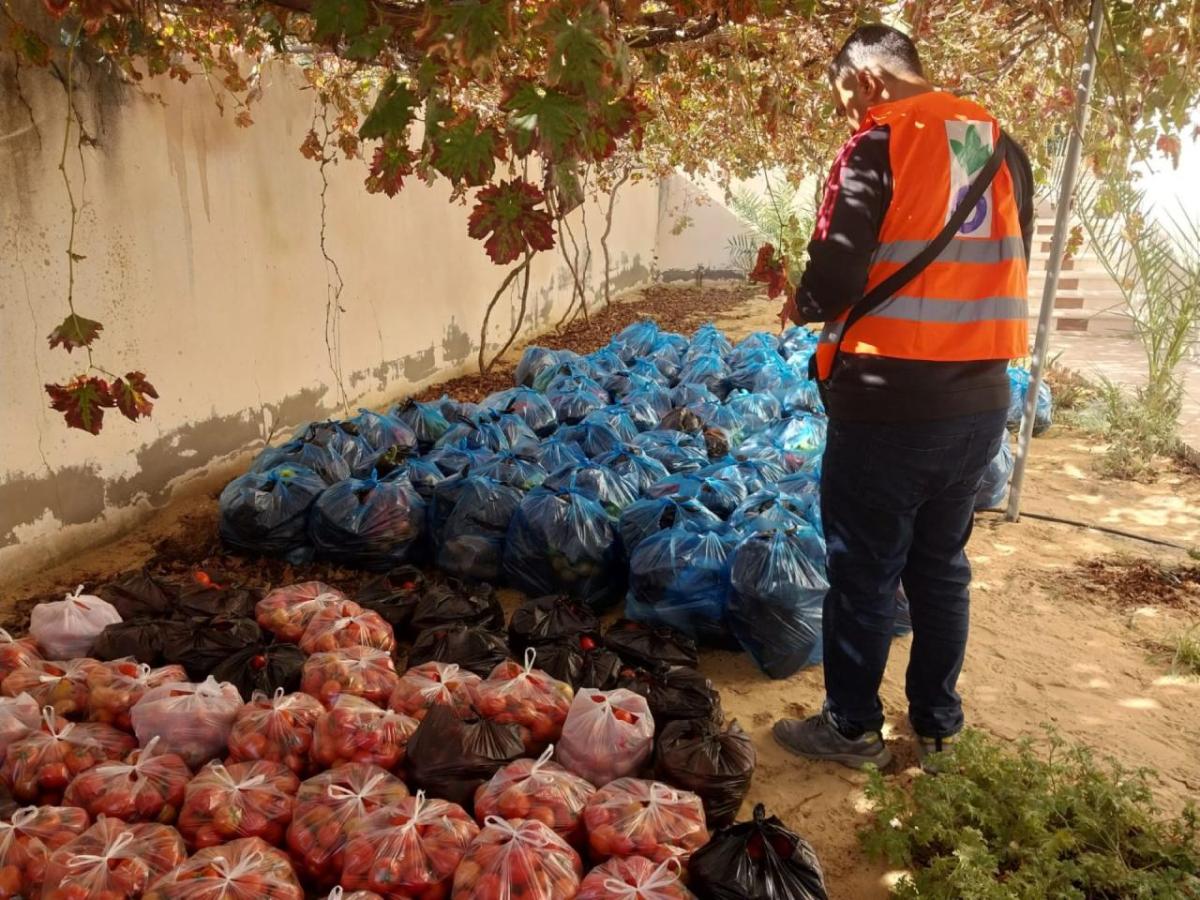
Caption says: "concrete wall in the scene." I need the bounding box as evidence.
[0,58,734,582]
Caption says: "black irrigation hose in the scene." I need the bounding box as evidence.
[976,508,1194,553]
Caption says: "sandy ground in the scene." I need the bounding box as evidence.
[4,284,1200,899]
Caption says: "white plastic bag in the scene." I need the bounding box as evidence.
[131,676,242,768]
[29,585,121,659]
[0,692,40,758]
[556,688,655,787]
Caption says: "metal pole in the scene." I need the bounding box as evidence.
[1006,0,1104,522]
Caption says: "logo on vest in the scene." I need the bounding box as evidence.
[945,121,994,237]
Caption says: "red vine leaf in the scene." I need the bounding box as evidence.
[234,110,254,128]
[45,376,116,435]
[112,371,158,421]
[40,0,70,19]
[416,0,513,74]
[300,130,323,160]
[748,243,789,299]
[365,138,414,197]
[47,314,103,353]
[429,113,504,186]
[467,179,556,264]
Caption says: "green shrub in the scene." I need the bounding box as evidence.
[1073,378,1182,480]
[860,730,1200,899]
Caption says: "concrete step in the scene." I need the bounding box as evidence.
[1028,308,1135,337]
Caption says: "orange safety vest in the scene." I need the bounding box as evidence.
[814,91,1028,381]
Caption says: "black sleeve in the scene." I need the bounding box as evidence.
[1004,135,1036,260]
[792,125,892,324]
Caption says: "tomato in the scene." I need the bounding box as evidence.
[143,837,303,899]
[2,658,105,720]
[472,652,573,755]
[310,695,418,771]
[0,806,90,899]
[63,741,190,824]
[556,689,654,787]
[86,662,188,733]
[42,819,186,900]
[256,583,352,643]
[227,690,324,775]
[387,662,480,722]
[300,648,399,709]
[473,748,596,849]
[0,711,135,805]
[450,818,581,900]
[299,606,395,655]
[178,760,299,850]
[583,779,709,865]
[576,855,695,899]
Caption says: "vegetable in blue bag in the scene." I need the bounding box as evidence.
[730,491,825,562]
[346,408,418,454]
[618,496,724,555]
[626,527,737,645]
[503,487,625,611]
[435,414,512,453]
[588,346,627,376]
[723,390,782,435]
[743,415,826,474]
[595,445,671,494]
[545,461,639,519]
[557,421,627,459]
[648,345,683,383]
[619,388,668,432]
[645,473,749,520]
[474,450,548,492]
[630,358,671,387]
[423,444,496,477]
[688,323,733,358]
[532,437,588,475]
[353,443,414,479]
[611,320,661,362]
[634,430,709,474]
[308,471,427,570]
[515,346,560,388]
[547,375,608,424]
[295,420,375,471]
[975,439,1014,510]
[481,387,558,438]
[677,354,731,400]
[583,406,641,443]
[395,456,446,500]
[250,438,351,485]
[670,382,719,409]
[728,528,828,679]
[219,464,326,561]
[391,398,453,450]
[436,475,524,582]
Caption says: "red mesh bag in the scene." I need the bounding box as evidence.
[286,763,409,887]
[299,607,395,655]
[473,745,596,848]
[340,790,480,899]
[0,805,90,898]
[144,836,304,900]
[256,582,352,643]
[63,737,190,824]
[450,817,582,900]
[227,689,325,774]
[301,648,400,709]
[41,818,186,900]
[2,658,105,720]
[86,661,189,732]
[1,708,136,804]
[387,662,480,722]
[311,695,418,771]
[472,649,574,754]
[583,778,709,865]
[178,760,299,849]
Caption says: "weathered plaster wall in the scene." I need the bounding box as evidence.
[1,55,724,582]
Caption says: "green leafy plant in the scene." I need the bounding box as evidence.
[1147,624,1200,677]
[726,179,814,278]
[861,729,1200,899]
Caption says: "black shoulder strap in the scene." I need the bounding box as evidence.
[835,130,1011,346]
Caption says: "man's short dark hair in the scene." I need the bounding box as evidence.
[829,24,923,82]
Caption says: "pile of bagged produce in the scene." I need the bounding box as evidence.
[0,572,830,898]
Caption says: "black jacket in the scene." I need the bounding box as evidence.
[793,122,1035,422]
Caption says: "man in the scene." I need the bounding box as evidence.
[773,24,1034,769]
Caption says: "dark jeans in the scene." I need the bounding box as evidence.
[819,408,1007,738]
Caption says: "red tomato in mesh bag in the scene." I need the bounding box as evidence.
[227,689,325,775]
[0,693,41,761]
[576,855,695,899]
[86,661,189,733]
[387,662,480,722]
[472,649,574,754]
[556,689,655,787]
[2,658,105,720]
[256,582,352,643]
[301,648,400,709]
[473,745,596,848]
[1,708,136,805]
[450,817,581,900]
[0,630,42,684]
[299,606,395,655]
[583,778,709,865]
[340,790,479,899]
[178,760,299,850]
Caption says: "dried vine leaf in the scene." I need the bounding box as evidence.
[47,314,103,353]
[467,179,556,265]
[46,376,116,435]
[112,371,158,421]
[365,138,414,197]
[748,243,789,299]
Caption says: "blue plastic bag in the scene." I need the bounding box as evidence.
[655,331,689,355]
[346,408,418,454]
[436,475,524,582]
[670,382,720,409]
[587,346,627,376]
[611,320,661,363]
[481,387,558,438]
[391,399,453,451]
[352,444,415,480]
[618,496,724,555]
[516,346,561,388]
[727,352,794,395]
[626,528,737,645]
[544,461,639,519]
[1007,367,1053,436]
[474,450,548,492]
[975,439,1014,510]
[294,420,375,472]
[435,416,511,454]
[678,354,732,400]
[728,528,828,678]
[730,489,811,534]
[484,410,541,455]
[630,358,672,388]
[535,359,597,394]
[773,473,823,532]
[308,471,426,570]
[645,473,748,520]
[724,390,782,435]
[396,456,446,500]
[583,406,641,443]
[634,430,709,474]
[250,439,351,485]
[547,375,608,425]
[688,323,733,358]
[557,421,627,459]
[504,487,624,611]
[775,379,824,417]
[743,415,826,474]
[434,394,481,424]
[779,326,818,359]
[219,464,326,561]
[422,445,496,478]
[532,438,588,475]
[619,385,671,432]
[595,445,672,494]
[648,345,683,384]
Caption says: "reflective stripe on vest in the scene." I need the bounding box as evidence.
[814,92,1028,381]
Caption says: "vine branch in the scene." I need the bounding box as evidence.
[478,251,533,374]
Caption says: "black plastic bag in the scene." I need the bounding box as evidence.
[96,569,177,620]
[689,803,829,900]
[218,464,326,562]
[409,580,504,638]
[90,617,167,664]
[160,616,264,680]
[356,566,427,632]
[603,618,699,669]
[210,640,306,701]
[531,636,622,690]
[407,623,511,678]
[507,594,600,654]
[655,718,756,828]
[617,664,723,728]
[174,581,260,620]
[435,476,524,583]
[308,473,426,571]
[405,704,526,812]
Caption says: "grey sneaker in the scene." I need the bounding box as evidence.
[915,733,958,775]
[772,710,892,770]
